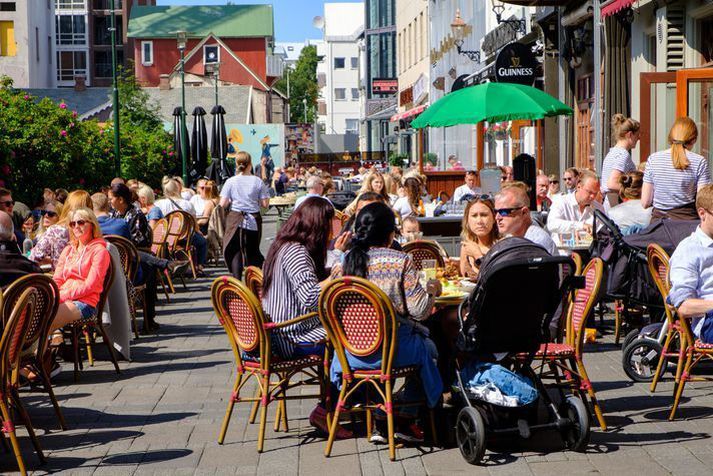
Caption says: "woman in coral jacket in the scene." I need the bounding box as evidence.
[51,207,111,332]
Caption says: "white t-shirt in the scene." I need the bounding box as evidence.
[393,196,414,218]
[190,195,209,217]
[453,184,482,203]
[220,174,270,214]
[608,199,652,231]
[155,196,196,217]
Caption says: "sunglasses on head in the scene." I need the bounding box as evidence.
[0,200,14,207]
[494,207,524,217]
[69,220,88,228]
[41,210,58,218]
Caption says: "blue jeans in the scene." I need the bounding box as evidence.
[191,233,208,265]
[330,323,443,408]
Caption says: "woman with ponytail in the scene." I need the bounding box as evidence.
[601,114,640,208]
[330,202,443,440]
[642,117,711,220]
[392,177,425,219]
[608,171,651,234]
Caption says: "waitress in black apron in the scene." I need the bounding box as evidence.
[219,151,271,279]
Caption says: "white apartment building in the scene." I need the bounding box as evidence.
[0,0,55,88]
[275,40,322,69]
[317,2,363,135]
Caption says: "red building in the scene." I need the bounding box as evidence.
[127,5,286,123]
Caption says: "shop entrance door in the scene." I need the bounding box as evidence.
[677,69,713,169]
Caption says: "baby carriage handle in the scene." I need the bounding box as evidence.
[593,209,626,246]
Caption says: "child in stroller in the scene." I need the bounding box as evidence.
[453,237,588,464]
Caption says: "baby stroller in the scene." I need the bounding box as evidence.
[591,210,698,381]
[453,238,588,464]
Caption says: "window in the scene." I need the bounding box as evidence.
[345,119,359,133]
[0,2,16,11]
[334,88,346,100]
[350,57,358,69]
[141,40,153,65]
[57,0,86,9]
[93,15,122,46]
[287,45,294,51]
[351,88,359,100]
[204,44,219,64]
[0,21,15,57]
[56,14,86,45]
[56,50,87,81]
[334,57,345,69]
[94,49,123,78]
[92,0,122,9]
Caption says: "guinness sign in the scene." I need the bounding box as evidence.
[495,42,536,86]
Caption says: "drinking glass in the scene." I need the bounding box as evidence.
[422,259,437,280]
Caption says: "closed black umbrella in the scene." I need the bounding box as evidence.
[188,106,208,187]
[171,106,189,177]
[206,105,231,186]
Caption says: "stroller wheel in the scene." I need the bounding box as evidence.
[560,396,590,452]
[622,338,666,382]
[621,328,642,351]
[455,407,486,465]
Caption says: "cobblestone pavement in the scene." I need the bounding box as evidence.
[4,213,713,475]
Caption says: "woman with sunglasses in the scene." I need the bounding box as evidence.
[460,198,499,278]
[30,190,92,269]
[51,208,110,335]
[191,179,220,235]
[34,200,63,241]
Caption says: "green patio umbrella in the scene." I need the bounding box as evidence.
[411,82,573,129]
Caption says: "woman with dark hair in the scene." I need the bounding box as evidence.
[330,202,443,440]
[261,197,351,436]
[108,183,151,249]
[392,177,424,219]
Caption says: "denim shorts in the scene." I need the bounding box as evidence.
[72,301,97,320]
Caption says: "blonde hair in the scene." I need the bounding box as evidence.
[696,183,713,212]
[58,190,92,226]
[137,184,155,204]
[235,151,252,174]
[359,171,390,202]
[162,179,181,198]
[611,113,640,142]
[668,117,698,170]
[36,199,63,239]
[204,180,220,200]
[68,208,102,246]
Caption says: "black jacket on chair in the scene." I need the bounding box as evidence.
[0,240,43,289]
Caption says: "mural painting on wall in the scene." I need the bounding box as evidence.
[284,123,315,165]
[224,124,286,168]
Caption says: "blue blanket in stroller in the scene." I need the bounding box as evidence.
[459,361,538,407]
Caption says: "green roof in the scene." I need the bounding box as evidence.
[127,5,274,39]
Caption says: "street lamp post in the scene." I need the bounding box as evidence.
[109,0,120,175]
[302,97,307,123]
[176,31,189,185]
[206,62,221,108]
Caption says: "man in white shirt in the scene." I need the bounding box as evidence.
[494,186,557,255]
[547,171,605,245]
[453,171,482,203]
[294,175,333,209]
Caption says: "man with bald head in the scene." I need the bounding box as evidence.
[0,211,42,289]
[547,171,605,245]
[536,174,552,212]
[494,186,557,255]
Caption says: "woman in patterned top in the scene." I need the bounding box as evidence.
[642,117,711,220]
[601,114,640,208]
[330,202,443,442]
[30,190,91,268]
[261,197,352,437]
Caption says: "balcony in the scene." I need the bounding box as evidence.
[266,55,283,78]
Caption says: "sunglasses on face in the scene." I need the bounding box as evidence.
[494,207,523,217]
[0,200,14,207]
[41,210,58,218]
[69,220,88,228]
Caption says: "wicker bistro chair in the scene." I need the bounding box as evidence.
[150,217,174,299]
[318,276,437,461]
[1,275,66,430]
[166,210,199,279]
[530,258,607,430]
[211,276,326,452]
[243,266,263,299]
[646,244,683,393]
[402,240,447,270]
[66,259,120,381]
[0,288,46,475]
[164,212,189,289]
[104,235,143,339]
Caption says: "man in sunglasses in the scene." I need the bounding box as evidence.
[494,186,557,255]
[0,211,41,289]
[453,171,481,203]
[547,171,605,245]
[0,187,27,243]
[562,167,580,194]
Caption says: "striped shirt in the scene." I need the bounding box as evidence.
[261,242,326,358]
[643,149,711,210]
[601,146,635,193]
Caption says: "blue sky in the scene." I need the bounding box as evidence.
[156,0,362,42]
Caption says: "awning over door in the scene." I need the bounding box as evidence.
[601,0,636,18]
[390,104,427,123]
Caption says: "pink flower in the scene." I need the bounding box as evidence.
[78,178,85,185]
[99,128,105,134]
[60,130,67,137]
[59,103,67,109]
[168,151,174,156]
[69,122,75,128]
[72,111,77,118]
[23,95,30,100]
[162,150,167,154]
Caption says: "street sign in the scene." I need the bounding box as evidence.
[372,78,398,95]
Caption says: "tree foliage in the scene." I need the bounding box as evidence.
[0,71,174,205]
[274,45,319,123]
